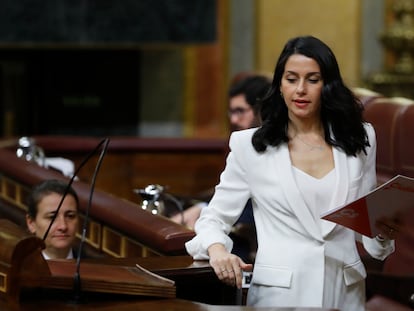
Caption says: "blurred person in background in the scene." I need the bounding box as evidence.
[171,73,271,263]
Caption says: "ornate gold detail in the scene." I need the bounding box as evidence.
[0,272,7,293]
[370,0,414,98]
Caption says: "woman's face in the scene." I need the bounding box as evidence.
[26,192,79,259]
[280,54,324,122]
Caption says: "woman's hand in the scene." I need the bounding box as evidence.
[375,214,402,240]
[208,243,253,289]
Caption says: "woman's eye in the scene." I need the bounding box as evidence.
[308,79,320,83]
[286,78,296,83]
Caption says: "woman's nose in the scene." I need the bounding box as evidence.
[296,79,306,94]
[55,215,68,230]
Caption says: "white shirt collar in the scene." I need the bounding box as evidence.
[42,249,74,260]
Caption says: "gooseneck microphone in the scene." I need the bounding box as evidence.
[72,137,109,304]
[42,137,110,304]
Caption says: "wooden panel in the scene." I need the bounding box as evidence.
[34,136,228,203]
[256,0,361,86]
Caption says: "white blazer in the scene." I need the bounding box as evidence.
[186,124,394,311]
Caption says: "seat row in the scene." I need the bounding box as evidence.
[353,88,414,311]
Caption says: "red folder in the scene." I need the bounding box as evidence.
[321,175,414,237]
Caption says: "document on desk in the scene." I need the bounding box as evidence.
[320,175,414,237]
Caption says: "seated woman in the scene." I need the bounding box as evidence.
[26,179,80,260]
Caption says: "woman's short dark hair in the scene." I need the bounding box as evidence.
[27,179,79,218]
[252,35,368,156]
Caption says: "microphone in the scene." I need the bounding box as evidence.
[72,137,109,303]
[42,137,110,304]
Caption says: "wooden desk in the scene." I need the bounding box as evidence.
[0,297,340,311]
[84,255,239,305]
[9,256,337,311]
[0,232,338,311]
[0,253,339,311]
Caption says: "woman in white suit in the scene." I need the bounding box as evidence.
[185,36,395,311]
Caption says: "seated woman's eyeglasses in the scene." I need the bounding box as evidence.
[228,107,252,117]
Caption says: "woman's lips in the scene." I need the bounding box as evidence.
[53,234,70,239]
[293,99,309,107]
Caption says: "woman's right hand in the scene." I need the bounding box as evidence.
[208,243,253,289]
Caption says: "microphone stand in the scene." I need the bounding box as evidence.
[42,137,110,304]
[72,137,109,304]
[161,192,185,225]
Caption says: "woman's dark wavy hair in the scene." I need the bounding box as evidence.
[252,36,368,156]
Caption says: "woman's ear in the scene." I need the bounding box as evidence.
[26,215,36,234]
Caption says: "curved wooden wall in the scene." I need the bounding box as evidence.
[33,136,228,203]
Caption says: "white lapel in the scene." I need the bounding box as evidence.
[275,144,324,242]
[320,147,350,236]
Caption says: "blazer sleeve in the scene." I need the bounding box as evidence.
[185,130,253,260]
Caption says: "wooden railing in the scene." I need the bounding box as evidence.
[0,146,197,258]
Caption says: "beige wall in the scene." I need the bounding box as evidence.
[255,0,362,87]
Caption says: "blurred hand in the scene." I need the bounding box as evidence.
[170,205,203,230]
